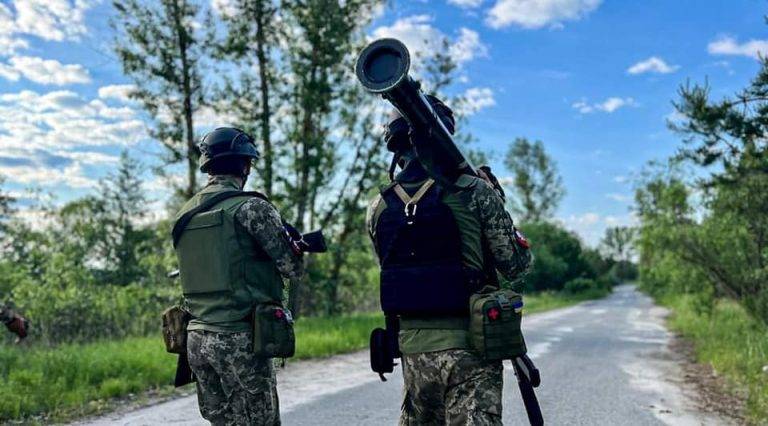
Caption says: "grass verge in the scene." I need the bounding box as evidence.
[0,289,607,422]
[661,295,768,423]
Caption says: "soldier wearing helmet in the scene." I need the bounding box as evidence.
[174,127,304,425]
[366,97,532,425]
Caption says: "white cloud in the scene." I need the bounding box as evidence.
[486,0,602,29]
[708,35,768,59]
[627,56,679,75]
[0,89,146,190]
[0,163,96,188]
[98,84,137,103]
[0,0,94,56]
[371,16,487,69]
[457,87,496,115]
[0,89,146,152]
[11,0,91,42]
[558,212,637,247]
[450,28,488,64]
[0,56,90,85]
[606,192,632,203]
[573,97,635,114]
[0,62,19,80]
[448,0,484,8]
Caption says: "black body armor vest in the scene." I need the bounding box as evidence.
[375,181,482,316]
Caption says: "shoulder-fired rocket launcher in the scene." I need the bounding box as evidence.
[355,38,478,188]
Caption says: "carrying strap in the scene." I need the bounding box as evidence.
[392,179,435,219]
[172,190,268,248]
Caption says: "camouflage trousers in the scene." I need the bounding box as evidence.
[400,349,503,426]
[187,330,280,426]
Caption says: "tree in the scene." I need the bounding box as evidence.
[101,152,152,285]
[504,138,565,222]
[112,0,206,199]
[0,176,14,241]
[601,226,636,263]
[213,0,281,197]
[663,53,768,323]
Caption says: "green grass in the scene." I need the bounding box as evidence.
[661,295,768,423]
[524,288,610,314]
[0,290,607,422]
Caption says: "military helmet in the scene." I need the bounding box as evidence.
[198,127,260,173]
[384,95,455,154]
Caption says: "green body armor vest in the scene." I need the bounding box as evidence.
[175,184,284,331]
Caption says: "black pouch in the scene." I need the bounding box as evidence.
[370,328,395,381]
[370,315,400,381]
[253,304,295,358]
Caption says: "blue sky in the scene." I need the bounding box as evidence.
[0,0,766,244]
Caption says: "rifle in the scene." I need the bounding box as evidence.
[513,354,544,426]
[355,38,477,188]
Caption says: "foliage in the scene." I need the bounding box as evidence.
[503,138,565,222]
[663,295,768,423]
[112,0,206,199]
[520,221,598,292]
[601,226,636,263]
[637,50,768,324]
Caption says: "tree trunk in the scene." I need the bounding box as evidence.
[172,0,197,198]
[254,0,273,197]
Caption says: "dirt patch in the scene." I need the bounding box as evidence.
[670,335,747,424]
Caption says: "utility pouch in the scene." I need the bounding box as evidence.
[469,288,527,360]
[370,315,400,381]
[162,305,191,354]
[252,304,295,358]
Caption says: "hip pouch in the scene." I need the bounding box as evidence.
[162,305,191,354]
[469,288,527,360]
[253,303,295,358]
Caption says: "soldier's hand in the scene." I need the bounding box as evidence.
[5,314,28,343]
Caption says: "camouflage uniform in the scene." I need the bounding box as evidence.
[367,164,532,426]
[185,175,304,426]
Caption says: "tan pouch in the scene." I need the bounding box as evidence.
[162,306,191,354]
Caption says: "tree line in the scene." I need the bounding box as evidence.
[636,49,768,325]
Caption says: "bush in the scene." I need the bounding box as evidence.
[520,221,598,292]
[563,277,610,297]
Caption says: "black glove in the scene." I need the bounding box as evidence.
[283,222,328,254]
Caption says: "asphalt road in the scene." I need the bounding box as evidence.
[80,285,731,426]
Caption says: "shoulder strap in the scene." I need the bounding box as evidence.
[391,179,435,205]
[172,190,269,248]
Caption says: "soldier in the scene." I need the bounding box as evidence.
[174,127,304,425]
[366,97,533,425]
[1,304,28,343]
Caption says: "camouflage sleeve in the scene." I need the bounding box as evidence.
[471,180,533,281]
[365,194,385,261]
[0,304,14,324]
[235,198,305,280]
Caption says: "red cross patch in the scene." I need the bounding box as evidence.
[274,309,285,319]
[487,307,500,321]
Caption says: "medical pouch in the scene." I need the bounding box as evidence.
[252,304,295,358]
[469,289,527,360]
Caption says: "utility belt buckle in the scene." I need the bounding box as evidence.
[404,202,417,224]
[496,294,512,310]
